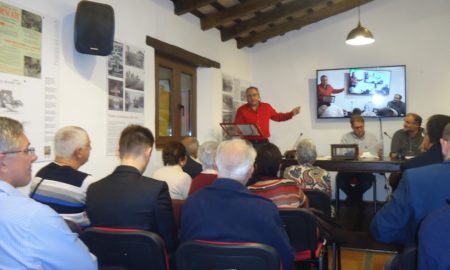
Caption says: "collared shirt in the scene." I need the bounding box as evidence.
[341,131,379,155]
[0,180,97,270]
[390,128,424,157]
[234,102,293,140]
[317,84,343,103]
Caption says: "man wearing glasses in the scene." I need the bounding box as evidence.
[30,126,95,227]
[0,117,96,269]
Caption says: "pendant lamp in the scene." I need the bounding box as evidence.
[346,5,374,45]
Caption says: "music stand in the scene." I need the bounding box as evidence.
[220,123,262,137]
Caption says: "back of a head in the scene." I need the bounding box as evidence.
[54,126,89,159]
[0,117,23,153]
[426,114,450,145]
[216,139,256,184]
[181,137,199,157]
[198,141,219,170]
[254,142,282,178]
[162,141,186,166]
[119,125,154,158]
[296,138,317,164]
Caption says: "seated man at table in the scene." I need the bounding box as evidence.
[337,115,379,203]
[180,139,294,270]
[390,113,424,158]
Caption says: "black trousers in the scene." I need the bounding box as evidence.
[336,172,374,202]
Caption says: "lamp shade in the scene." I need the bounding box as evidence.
[346,22,374,45]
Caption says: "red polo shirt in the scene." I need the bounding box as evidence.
[234,102,293,140]
[317,84,344,103]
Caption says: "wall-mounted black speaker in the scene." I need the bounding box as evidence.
[74,1,115,56]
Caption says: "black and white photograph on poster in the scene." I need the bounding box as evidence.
[222,73,233,92]
[223,94,233,111]
[24,56,41,78]
[108,78,123,97]
[125,90,144,113]
[125,67,144,91]
[108,41,123,78]
[125,45,144,69]
[0,89,23,113]
[21,9,42,32]
[108,78,123,111]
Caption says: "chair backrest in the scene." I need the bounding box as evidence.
[81,227,169,270]
[171,199,185,228]
[176,240,281,270]
[304,190,332,217]
[279,208,320,255]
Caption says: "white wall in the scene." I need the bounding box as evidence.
[248,0,450,156]
[5,0,252,181]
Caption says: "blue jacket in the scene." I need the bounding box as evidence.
[181,178,294,270]
[371,160,450,247]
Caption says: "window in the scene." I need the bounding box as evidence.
[155,54,196,148]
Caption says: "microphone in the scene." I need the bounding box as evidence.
[383,132,392,139]
[284,132,303,159]
[292,132,304,149]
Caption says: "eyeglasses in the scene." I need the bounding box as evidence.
[1,147,35,156]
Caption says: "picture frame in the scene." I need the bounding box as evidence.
[331,144,358,160]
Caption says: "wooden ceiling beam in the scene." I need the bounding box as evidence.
[201,0,284,30]
[237,0,373,48]
[174,0,216,15]
[221,0,328,41]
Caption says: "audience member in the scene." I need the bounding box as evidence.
[30,126,95,227]
[390,113,424,158]
[371,123,450,270]
[386,94,406,116]
[401,114,450,171]
[337,115,379,202]
[248,142,308,208]
[181,136,202,178]
[418,204,450,270]
[188,141,219,195]
[284,138,332,197]
[153,141,192,200]
[86,125,178,252]
[0,117,96,269]
[180,139,294,270]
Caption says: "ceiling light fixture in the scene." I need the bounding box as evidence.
[346,5,374,45]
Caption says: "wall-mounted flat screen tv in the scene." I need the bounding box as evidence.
[316,65,406,119]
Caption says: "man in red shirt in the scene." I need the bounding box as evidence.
[317,75,345,106]
[234,86,300,148]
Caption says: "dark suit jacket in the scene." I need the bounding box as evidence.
[182,155,202,178]
[401,143,443,171]
[371,160,450,248]
[180,178,294,270]
[86,165,178,252]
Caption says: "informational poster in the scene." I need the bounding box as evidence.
[221,73,251,138]
[0,1,42,78]
[0,1,59,161]
[106,41,145,155]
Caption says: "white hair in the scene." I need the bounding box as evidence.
[216,139,256,183]
[198,141,219,170]
[54,126,89,159]
[296,138,317,164]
